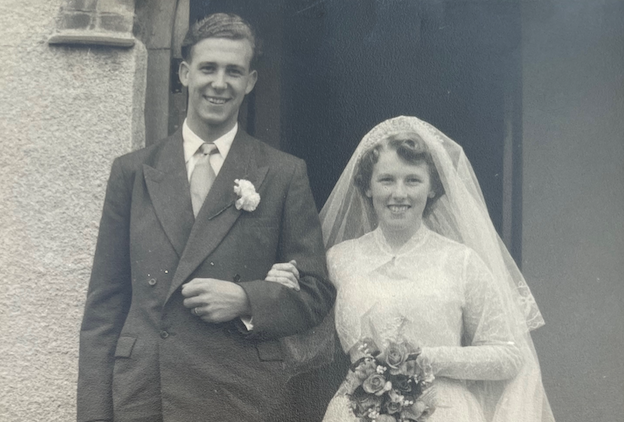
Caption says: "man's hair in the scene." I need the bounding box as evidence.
[181,13,261,69]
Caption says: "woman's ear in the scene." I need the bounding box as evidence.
[365,189,372,198]
[428,190,435,199]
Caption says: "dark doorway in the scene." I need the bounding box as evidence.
[189,2,523,420]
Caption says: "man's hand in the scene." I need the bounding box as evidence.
[181,278,251,323]
[265,260,300,291]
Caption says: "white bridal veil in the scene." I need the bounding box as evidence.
[318,116,555,422]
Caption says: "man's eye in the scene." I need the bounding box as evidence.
[201,66,215,73]
[228,69,243,76]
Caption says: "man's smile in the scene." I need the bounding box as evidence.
[205,95,229,105]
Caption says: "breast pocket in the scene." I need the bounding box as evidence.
[240,216,280,231]
[236,217,281,256]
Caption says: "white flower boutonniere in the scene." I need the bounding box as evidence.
[233,179,261,212]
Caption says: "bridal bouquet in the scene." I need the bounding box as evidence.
[345,338,436,422]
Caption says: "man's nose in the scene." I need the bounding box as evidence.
[211,70,227,90]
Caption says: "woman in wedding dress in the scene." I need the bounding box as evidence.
[266,116,555,421]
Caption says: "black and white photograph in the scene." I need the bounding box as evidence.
[0,1,622,421]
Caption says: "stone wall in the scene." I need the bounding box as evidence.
[0,1,146,420]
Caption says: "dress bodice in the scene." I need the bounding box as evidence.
[330,227,464,350]
[329,227,517,360]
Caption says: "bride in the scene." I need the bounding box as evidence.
[266,116,555,421]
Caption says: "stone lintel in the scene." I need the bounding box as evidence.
[48,30,135,48]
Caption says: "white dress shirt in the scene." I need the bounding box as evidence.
[183,119,238,180]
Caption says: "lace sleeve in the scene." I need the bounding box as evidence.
[421,250,524,381]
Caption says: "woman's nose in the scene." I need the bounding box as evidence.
[391,182,407,198]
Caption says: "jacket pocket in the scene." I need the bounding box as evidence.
[238,216,280,230]
[255,339,284,362]
[114,336,137,358]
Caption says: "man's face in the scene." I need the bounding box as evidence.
[179,37,257,138]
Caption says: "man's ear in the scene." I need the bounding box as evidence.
[245,70,258,94]
[179,61,190,87]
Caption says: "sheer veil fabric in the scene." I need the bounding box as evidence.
[319,116,555,421]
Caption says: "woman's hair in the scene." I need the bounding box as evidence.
[354,132,445,216]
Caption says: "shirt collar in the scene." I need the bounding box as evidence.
[182,120,238,163]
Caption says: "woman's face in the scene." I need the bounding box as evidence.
[366,149,433,236]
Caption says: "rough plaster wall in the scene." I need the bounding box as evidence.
[521,1,624,421]
[0,1,147,420]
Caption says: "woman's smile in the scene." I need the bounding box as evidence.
[387,204,411,214]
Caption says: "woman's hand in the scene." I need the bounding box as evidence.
[265,260,300,291]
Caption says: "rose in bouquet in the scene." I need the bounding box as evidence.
[345,338,436,422]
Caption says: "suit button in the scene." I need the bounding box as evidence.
[160,330,169,339]
[210,262,215,266]
[148,278,157,286]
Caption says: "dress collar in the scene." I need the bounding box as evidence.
[372,224,430,256]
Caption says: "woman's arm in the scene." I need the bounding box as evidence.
[420,250,524,381]
[264,260,300,291]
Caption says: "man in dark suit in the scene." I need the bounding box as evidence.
[77,13,335,422]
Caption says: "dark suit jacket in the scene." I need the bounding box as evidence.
[77,129,335,422]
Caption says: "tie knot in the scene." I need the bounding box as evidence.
[198,143,217,156]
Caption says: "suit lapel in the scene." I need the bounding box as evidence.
[168,130,269,300]
[143,132,194,257]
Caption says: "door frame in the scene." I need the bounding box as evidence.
[135,0,189,145]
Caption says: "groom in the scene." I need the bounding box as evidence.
[77,13,335,422]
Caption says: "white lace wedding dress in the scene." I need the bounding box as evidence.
[322,226,524,422]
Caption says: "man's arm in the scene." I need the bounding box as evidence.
[180,261,301,324]
[238,159,336,339]
[77,158,132,422]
